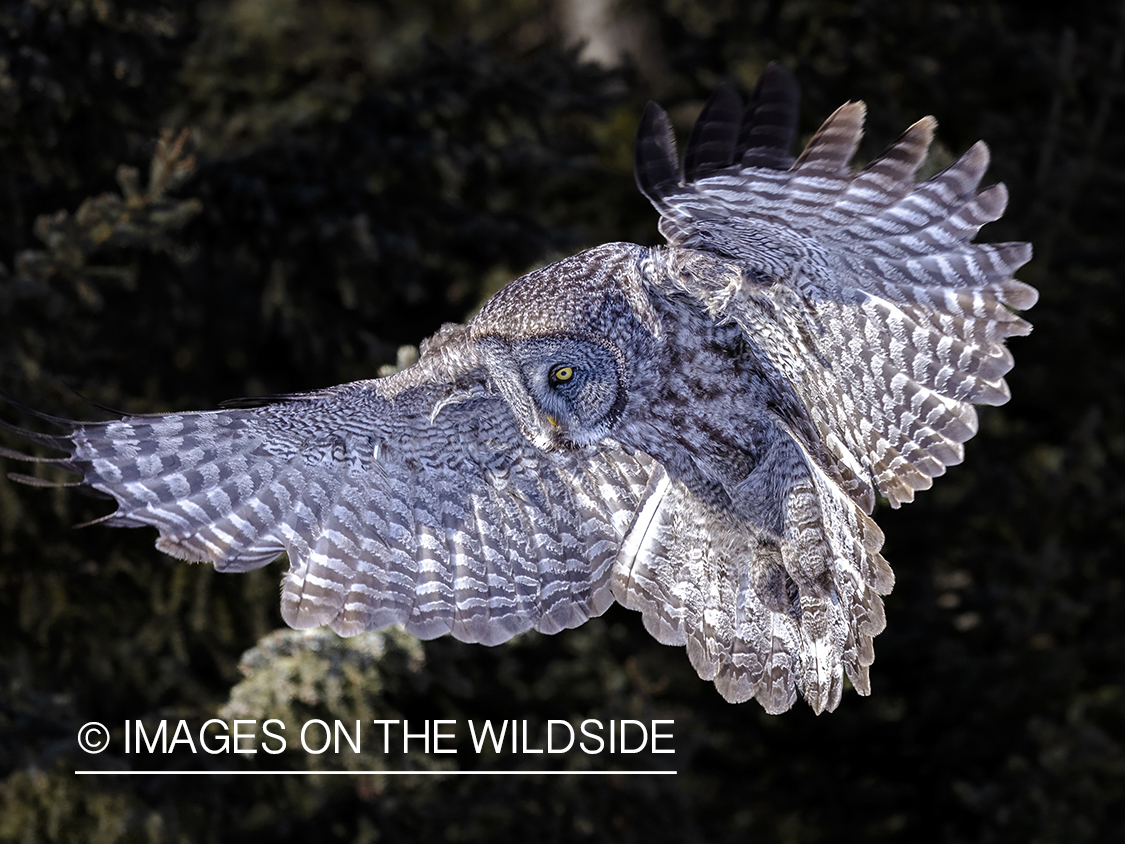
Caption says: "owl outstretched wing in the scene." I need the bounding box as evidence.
[1,324,661,645]
[635,63,1036,511]
[611,64,1034,712]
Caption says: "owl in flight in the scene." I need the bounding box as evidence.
[2,64,1034,714]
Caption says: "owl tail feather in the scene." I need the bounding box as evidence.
[612,438,892,714]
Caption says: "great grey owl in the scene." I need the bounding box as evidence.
[1,64,1034,714]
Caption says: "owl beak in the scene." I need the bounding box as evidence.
[531,411,564,451]
[478,339,564,451]
[522,406,566,451]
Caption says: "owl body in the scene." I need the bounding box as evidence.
[469,242,811,507]
[2,65,1034,713]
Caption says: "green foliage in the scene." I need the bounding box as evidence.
[1,0,1124,842]
[11,128,200,305]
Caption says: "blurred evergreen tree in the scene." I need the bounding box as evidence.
[1,0,1123,842]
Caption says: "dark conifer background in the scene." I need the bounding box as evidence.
[1,1,1122,841]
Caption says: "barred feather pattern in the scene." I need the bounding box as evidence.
[612,435,891,714]
[2,64,1033,714]
[52,326,661,645]
[636,65,1035,510]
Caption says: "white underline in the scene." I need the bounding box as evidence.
[76,769,677,776]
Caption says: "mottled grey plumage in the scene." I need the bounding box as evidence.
[2,64,1034,713]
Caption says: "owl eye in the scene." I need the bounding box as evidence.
[549,364,575,386]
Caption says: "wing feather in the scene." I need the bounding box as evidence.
[635,65,1034,510]
[14,354,659,648]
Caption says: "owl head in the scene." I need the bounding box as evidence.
[468,243,661,451]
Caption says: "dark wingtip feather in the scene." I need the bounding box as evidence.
[634,100,681,208]
[738,61,800,169]
[0,444,50,462]
[218,396,281,409]
[219,390,323,409]
[73,511,123,530]
[0,388,82,430]
[0,389,87,461]
[0,444,82,474]
[0,414,73,451]
[55,382,130,417]
[683,82,744,181]
[635,63,800,209]
[6,472,83,488]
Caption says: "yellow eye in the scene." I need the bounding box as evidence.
[550,365,574,384]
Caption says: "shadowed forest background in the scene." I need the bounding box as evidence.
[1,0,1123,841]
